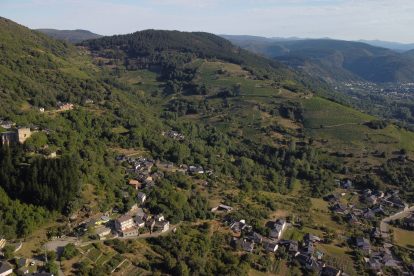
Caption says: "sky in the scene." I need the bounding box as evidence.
[1,0,414,43]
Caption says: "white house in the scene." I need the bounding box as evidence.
[270,218,286,239]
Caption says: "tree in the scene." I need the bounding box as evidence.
[45,261,59,274]
[46,250,58,261]
[3,245,15,260]
[400,149,407,155]
[62,243,78,260]
[176,261,190,276]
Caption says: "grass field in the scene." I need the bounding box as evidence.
[393,227,414,249]
[302,227,324,237]
[303,97,375,128]
[282,227,304,242]
[311,198,330,210]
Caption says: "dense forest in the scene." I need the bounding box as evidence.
[0,145,79,213]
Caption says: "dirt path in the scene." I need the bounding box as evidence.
[305,123,360,130]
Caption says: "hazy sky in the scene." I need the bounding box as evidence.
[1,0,414,43]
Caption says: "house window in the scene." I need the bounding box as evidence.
[24,134,26,137]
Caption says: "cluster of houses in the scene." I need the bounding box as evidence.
[329,188,408,227]
[233,225,342,276]
[294,233,340,276]
[117,155,219,183]
[363,189,408,210]
[228,216,399,275]
[116,155,172,189]
[161,130,185,140]
[113,211,170,237]
[366,251,397,271]
[79,190,170,239]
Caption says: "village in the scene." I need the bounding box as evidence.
[69,153,220,242]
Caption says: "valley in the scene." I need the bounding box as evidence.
[0,17,413,276]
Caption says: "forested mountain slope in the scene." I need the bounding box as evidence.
[35,28,103,43]
[228,38,414,83]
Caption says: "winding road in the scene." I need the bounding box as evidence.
[380,206,414,276]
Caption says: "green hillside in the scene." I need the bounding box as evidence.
[35,28,103,43]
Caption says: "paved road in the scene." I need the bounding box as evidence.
[78,223,181,247]
[380,206,414,276]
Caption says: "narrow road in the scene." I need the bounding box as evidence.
[380,206,414,276]
[46,223,181,250]
[78,223,182,247]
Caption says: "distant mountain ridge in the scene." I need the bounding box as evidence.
[356,39,414,52]
[35,28,102,43]
[224,37,414,83]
